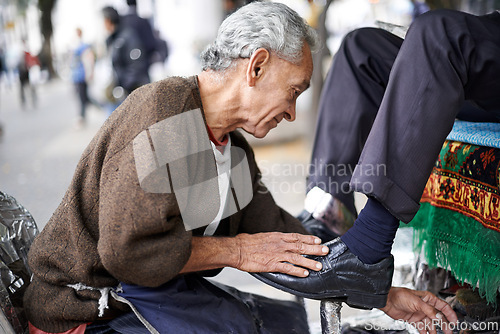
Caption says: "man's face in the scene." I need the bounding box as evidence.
[242,43,313,139]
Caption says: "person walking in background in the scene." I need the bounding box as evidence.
[122,0,157,71]
[0,47,6,86]
[17,40,39,110]
[410,0,430,20]
[71,28,95,127]
[102,6,150,113]
[0,47,3,137]
[148,29,169,82]
[151,29,169,65]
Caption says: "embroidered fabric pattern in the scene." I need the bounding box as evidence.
[409,140,500,305]
[420,140,500,231]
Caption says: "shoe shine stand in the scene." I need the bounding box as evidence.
[320,299,342,334]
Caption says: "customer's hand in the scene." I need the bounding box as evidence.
[380,287,458,334]
[235,232,328,277]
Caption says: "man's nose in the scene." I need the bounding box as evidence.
[284,103,296,122]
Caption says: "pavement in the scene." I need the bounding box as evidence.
[0,78,108,227]
[0,78,416,333]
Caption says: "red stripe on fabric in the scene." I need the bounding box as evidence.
[206,125,228,146]
[29,322,87,334]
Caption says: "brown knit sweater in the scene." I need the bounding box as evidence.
[24,76,307,332]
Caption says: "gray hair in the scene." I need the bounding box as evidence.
[200,1,320,72]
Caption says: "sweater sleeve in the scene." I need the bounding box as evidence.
[97,143,192,287]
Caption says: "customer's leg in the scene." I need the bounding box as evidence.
[350,9,500,223]
[308,27,403,213]
[304,28,402,238]
[342,10,500,265]
[457,101,500,123]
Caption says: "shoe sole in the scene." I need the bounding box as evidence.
[253,274,388,309]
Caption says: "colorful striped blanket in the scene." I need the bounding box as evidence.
[409,129,500,305]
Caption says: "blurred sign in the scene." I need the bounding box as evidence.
[5,21,15,30]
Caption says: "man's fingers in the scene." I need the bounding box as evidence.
[274,262,310,277]
[282,232,322,246]
[420,318,436,334]
[289,242,329,257]
[406,315,437,334]
[286,253,323,271]
[412,292,457,334]
[418,291,458,324]
[424,294,458,324]
[236,232,328,274]
[278,233,329,272]
[281,233,328,256]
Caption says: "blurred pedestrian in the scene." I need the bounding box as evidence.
[151,29,169,65]
[0,47,6,86]
[70,28,95,127]
[0,47,3,131]
[0,47,2,133]
[17,40,39,110]
[122,0,157,70]
[102,6,150,112]
[410,0,430,20]
[148,29,169,82]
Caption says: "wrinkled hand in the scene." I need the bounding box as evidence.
[235,232,328,277]
[380,287,458,334]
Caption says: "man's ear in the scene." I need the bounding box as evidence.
[246,48,270,87]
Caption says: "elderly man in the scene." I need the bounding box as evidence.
[25,3,456,333]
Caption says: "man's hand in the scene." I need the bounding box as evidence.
[180,233,327,277]
[235,232,328,277]
[380,287,458,334]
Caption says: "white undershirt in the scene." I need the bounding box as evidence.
[204,136,232,236]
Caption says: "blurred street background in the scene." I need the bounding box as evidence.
[0,0,498,332]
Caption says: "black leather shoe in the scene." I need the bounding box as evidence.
[298,210,341,243]
[251,238,394,309]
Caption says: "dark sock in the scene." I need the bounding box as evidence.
[340,197,399,264]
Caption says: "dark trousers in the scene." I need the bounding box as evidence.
[85,274,309,334]
[75,81,89,119]
[19,72,36,108]
[307,9,500,222]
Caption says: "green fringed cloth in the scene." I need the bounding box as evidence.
[408,140,500,305]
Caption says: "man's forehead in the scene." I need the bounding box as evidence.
[298,55,313,89]
[285,63,311,91]
[299,79,311,91]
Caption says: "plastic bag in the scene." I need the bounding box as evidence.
[0,191,39,333]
